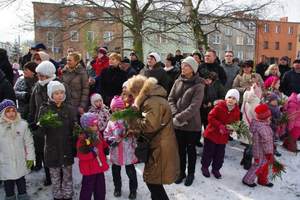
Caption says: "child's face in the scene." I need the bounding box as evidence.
[205,78,212,85]
[269,99,277,106]
[5,107,16,120]
[89,124,98,133]
[122,87,129,95]
[52,90,65,103]
[226,96,237,106]
[94,99,102,108]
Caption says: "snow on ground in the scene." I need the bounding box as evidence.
[0,139,299,200]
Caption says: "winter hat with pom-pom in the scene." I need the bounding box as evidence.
[80,113,99,130]
[90,93,103,108]
[110,95,125,111]
[225,89,240,102]
[0,99,18,121]
[255,104,271,120]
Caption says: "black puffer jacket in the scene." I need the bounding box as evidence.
[279,64,290,81]
[0,70,16,103]
[0,57,13,85]
[198,62,227,86]
[281,68,300,96]
[131,59,145,74]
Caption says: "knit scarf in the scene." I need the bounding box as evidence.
[66,65,76,73]
[24,76,38,93]
[38,74,56,86]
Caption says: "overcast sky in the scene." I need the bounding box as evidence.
[0,0,299,44]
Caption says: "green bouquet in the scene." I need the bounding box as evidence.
[39,110,63,129]
[226,121,253,145]
[110,108,142,121]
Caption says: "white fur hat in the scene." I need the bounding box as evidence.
[149,52,161,62]
[225,89,240,102]
[90,93,103,107]
[122,81,128,88]
[47,81,65,102]
[182,56,198,73]
[36,60,56,77]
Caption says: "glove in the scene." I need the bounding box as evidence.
[110,141,119,148]
[26,161,34,169]
[219,125,231,134]
[266,154,274,164]
[90,147,99,158]
[28,122,39,131]
[90,59,96,66]
[25,92,31,103]
[173,118,188,127]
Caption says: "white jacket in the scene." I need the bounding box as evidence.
[0,115,35,180]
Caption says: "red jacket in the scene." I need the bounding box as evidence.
[204,100,240,144]
[92,56,109,77]
[77,134,109,176]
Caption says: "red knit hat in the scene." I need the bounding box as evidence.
[255,104,271,120]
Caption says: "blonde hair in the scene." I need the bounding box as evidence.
[109,52,122,62]
[68,52,86,68]
[127,75,147,94]
[264,64,281,77]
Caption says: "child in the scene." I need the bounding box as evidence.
[104,96,138,199]
[77,113,109,200]
[0,99,35,200]
[38,81,77,200]
[120,81,135,108]
[283,93,300,151]
[242,104,274,188]
[200,89,240,179]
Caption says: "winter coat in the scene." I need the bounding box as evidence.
[127,78,180,185]
[232,73,264,104]
[124,66,137,79]
[99,66,127,106]
[38,101,77,168]
[198,62,227,86]
[281,67,300,96]
[220,62,240,91]
[286,93,300,130]
[87,106,110,132]
[0,58,13,85]
[77,133,109,176]
[0,70,16,103]
[203,100,240,144]
[21,53,32,68]
[168,73,205,132]
[131,59,145,74]
[278,64,290,82]
[92,56,109,77]
[139,62,169,93]
[14,76,38,119]
[268,104,281,130]
[27,76,73,152]
[256,63,269,81]
[0,115,35,180]
[249,119,274,159]
[61,63,89,114]
[240,91,260,144]
[104,120,138,166]
[165,66,180,95]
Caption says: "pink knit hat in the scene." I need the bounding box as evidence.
[110,95,125,110]
[264,76,278,88]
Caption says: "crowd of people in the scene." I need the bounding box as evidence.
[0,44,299,200]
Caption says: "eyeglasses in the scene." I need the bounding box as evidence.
[225,55,233,57]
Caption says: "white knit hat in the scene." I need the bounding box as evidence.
[149,52,161,62]
[182,56,198,73]
[122,81,128,88]
[90,93,103,107]
[47,81,65,102]
[36,60,56,77]
[225,89,240,102]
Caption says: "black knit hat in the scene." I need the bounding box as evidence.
[121,57,130,63]
[166,57,176,66]
[280,56,288,62]
[130,51,139,59]
[23,61,38,74]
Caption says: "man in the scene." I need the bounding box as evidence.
[198,49,227,86]
[0,48,14,85]
[120,57,137,79]
[233,57,240,67]
[21,47,35,68]
[278,56,290,82]
[32,43,59,73]
[59,46,75,69]
[130,51,144,74]
[281,58,300,96]
[220,51,240,92]
[174,49,184,65]
[256,55,269,81]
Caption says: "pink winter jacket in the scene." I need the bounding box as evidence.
[287,93,300,130]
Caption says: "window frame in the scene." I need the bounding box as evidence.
[70,31,78,42]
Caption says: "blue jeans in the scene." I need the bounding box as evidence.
[4,176,26,197]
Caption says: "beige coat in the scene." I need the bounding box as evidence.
[128,78,180,185]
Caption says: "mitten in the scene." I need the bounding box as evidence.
[266,154,274,164]
[90,147,99,158]
[26,161,34,169]
[219,125,231,134]
[25,92,31,103]
[173,118,188,127]
[28,122,39,131]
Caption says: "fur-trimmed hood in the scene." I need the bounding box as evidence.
[135,77,167,108]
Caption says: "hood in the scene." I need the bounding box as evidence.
[288,92,298,105]
[135,77,167,108]
[241,91,260,113]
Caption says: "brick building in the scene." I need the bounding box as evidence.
[33,2,123,61]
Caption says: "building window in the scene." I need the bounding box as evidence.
[225,28,232,36]
[224,44,232,51]
[236,21,244,29]
[103,12,112,23]
[287,42,292,50]
[247,22,254,30]
[45,11,53,20]
[216,51,220,58]
[288,27,293,34]
[104,31,113,42]
[246,53,253,60]
[264,24,269,32]
[179,35,188,44]
[47,31,53,44]
[213,35,221,44]
[70,31,78,41]
[246,37,253,45]
[70,11,77,22]
[87,12,93,19]
[275,25,280,33]
[275,42,279,50]
[157,34,167,43]
[263,41,268,49]
[236,37,243,45]
[87,31,94,42]
[235,52,243,60]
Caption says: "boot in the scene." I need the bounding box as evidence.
[44,166,52,186]
[211,169,222,179]
[17,193,28,200]
[184,174,194,186]
[201,166,210,178]
[242,180,257,188]
[243,155,252,170]
[35,153,42,171]
[114,188,121,197]
[240,152,245,166]
[5,195,16,200]
[175,173,186,184]
[128,191,137,200]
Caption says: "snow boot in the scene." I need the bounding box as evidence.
[128,191,137,200]
[211,169,222,179]
[17,193,28,200]
[114,188,121,197]
[175,173,186,184]
[240,152,245,166]
[201,167,210,178]
[243,155,252,170]
[35,153,42,171]
[242,180,257,187]
[5,195,16,200]
[184,174,194,186]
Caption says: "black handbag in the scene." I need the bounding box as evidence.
[134,117,171,163]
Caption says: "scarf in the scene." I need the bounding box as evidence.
[24,76,38,93]
[66,65,76,73]
[164,66,174,72]
[38,74,56,86]
[227,103,235,111]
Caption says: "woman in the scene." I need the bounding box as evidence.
[264,64,281,79]
[99,52,127,106]
[139,52,168,92]
[127,75,180,200]
[14,61,38,119]
[232,60,264,104]
[168,56,205,186]
[164,56,180,95]
[60,52,89,118]
[27,61,73,186]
